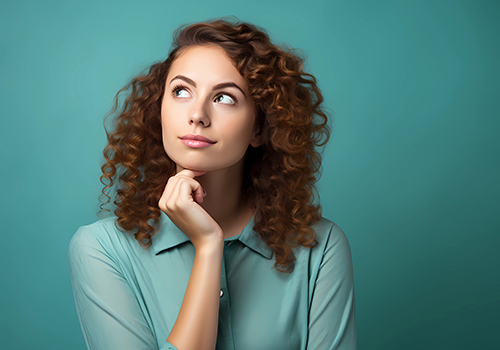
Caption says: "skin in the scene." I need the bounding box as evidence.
[158,45,263,350]
[160,44,262,240]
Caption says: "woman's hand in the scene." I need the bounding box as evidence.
[159,169,223,250]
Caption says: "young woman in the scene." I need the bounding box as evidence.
[69,18,356,350]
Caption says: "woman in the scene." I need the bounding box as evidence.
[69,18,356,350]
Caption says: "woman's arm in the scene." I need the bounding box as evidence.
[159,169,225,350]
[69,223,223,350]
[69,225,177,350]
[307,223,356,350]
[166,241,223,350]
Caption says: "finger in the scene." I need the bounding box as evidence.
[175,173,206,202]
[161,171,206,212]
[160,175,181,207]
[176,178,203,205]
[161,169,202,201]
[172,175,204,203]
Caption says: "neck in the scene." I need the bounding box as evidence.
[176,158,253,238]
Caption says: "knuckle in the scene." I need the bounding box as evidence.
[178,178,192,188]
[165,200,176,211]
[178,175,194,182]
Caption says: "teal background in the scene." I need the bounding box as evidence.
[1,0,498,349]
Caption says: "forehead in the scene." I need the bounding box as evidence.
[167,45,247,88]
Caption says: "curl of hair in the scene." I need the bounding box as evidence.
[99,17,331,273]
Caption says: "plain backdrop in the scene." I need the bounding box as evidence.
[1,0,498,349]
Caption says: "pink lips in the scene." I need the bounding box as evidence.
[179,134,216,148]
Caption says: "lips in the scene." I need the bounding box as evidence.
[179,134,216,144]
[179,134,216,149]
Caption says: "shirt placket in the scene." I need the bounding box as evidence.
[216,240,237,350]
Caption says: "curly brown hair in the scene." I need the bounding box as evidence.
[99,17,331,273]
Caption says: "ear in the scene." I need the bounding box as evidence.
[250,127,264,147]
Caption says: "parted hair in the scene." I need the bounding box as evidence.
[99,17,331,273]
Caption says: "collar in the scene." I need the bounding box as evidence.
[151,211,273,260]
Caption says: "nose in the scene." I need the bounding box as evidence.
[189,99,210,127]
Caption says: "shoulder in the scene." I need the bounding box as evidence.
[68,216,127,261]
[312,217,350,251]
[308,217,353,269]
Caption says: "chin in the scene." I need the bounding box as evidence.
[175,161,213,173]
[177,162,238,174]
[169,152,245,174]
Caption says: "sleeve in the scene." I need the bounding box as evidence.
[307,223,357,350]
[68,225,179,350]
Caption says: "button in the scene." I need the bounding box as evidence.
[220,289,224,298]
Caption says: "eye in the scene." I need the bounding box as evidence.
[214,93,236,105]
[172,85,190,98]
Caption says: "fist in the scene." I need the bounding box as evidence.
[158,169,223,249]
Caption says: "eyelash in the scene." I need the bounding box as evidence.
[171,84,237,105]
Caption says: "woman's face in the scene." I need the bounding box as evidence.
[161,45,260,173]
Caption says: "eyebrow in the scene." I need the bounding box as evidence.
[169,75,246,97]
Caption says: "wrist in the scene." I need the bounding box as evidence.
[194,236,224,255]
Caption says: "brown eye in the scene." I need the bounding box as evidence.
[214,93,235,105]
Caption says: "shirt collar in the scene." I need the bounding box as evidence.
[151,211,273,260]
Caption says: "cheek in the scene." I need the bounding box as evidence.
[161,105,181,137]
[223,116,255,146]
[219,128,255,165]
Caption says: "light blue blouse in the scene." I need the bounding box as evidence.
[68,211,356,349]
